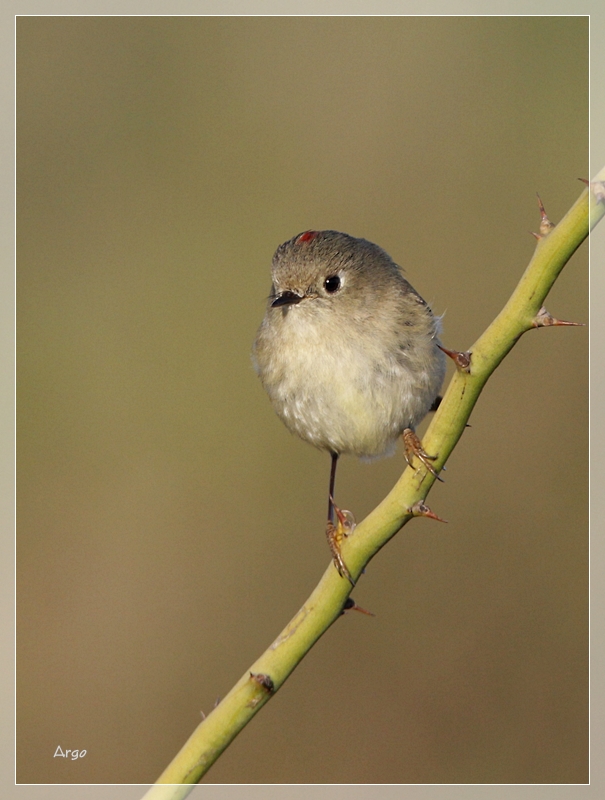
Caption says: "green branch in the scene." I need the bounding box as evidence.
[143,173,602,798]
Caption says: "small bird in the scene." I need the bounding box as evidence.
[253,230,446,584]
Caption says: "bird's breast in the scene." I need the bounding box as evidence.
[255,304,439,458]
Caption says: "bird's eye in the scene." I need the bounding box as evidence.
[323,275,341,293]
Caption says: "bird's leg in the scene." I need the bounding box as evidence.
[326,503,356,587]
[325,453,356,586]
[327,451,338,525]
[403,428,443,482]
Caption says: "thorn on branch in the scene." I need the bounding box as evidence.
[532,306,585,328]
[250,673,275,693]
[438,344,471,373]
[408,500,448,524]
[247,674,275,706]
[342,597,375,617]
[537,193,555,235]
[332,501,356,536]
[579,178,605,203]
[530,193,555,239]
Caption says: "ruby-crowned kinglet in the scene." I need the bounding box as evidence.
[253,230,446,584]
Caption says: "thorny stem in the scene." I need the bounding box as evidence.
[142,172,602,798]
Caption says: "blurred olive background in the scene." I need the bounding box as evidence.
[17,17,588,785]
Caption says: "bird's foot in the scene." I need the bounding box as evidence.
[326,500,356,586]
[403,428,443,482]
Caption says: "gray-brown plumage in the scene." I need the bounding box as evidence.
[254,230,445,459]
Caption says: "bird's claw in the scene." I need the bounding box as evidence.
[403,428,443,482]
[326,500,356,586]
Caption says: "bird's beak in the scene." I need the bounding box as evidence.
[271,291,304,308]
